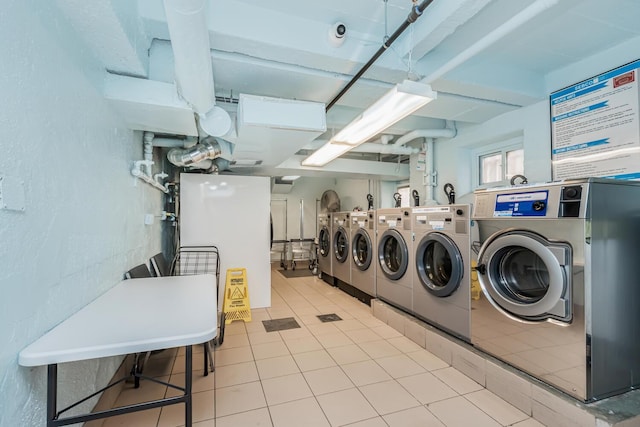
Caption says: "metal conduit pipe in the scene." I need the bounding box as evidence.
[167,138,223,167]
[325,0,436,112]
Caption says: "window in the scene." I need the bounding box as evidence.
[474,138,524,187]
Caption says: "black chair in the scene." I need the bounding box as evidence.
[125,263,152,279]
[171,245,222,374]
[150,253,170,277]
[124,263,153,388]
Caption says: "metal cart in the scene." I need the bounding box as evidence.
[271,239,289,270]
[287,238,316,270]
[170,245,223,374]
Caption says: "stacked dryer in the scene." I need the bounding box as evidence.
[375,208,413,313]
[350,210,376,303]
[332,212,351,290]
[317,212,334,285]
[412,205,471,342]
[472,178,640,401]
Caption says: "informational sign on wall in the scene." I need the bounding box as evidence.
[550,59,640,181]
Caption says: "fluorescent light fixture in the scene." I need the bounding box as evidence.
[302,80,436,167]
[281,175,301,181]
[301,143,353,167]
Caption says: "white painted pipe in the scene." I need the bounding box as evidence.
[425,137,436,202]
[420,0,560,84]
[303,140,418,155]
[131,160,169,193]
[143,132,154,176]
[163,0,215,115]
[394,121,457,146]
[152,136,198,148]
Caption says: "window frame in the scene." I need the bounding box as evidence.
[472,137,524,189]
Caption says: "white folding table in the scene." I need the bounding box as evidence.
[19,274,218,427]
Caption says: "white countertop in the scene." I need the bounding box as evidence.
[19,274,218,367]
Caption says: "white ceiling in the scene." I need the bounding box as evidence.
[54,0,640,179]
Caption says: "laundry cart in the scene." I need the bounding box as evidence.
[170,245,223,371]
[271,239,289,270]
[287,238,316,270]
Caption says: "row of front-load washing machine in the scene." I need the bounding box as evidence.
[316,178,640,403]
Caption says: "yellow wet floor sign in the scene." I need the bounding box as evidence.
[222,268,251,324]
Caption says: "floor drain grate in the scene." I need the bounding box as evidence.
[317,313,342,323]
[262,317,301,332]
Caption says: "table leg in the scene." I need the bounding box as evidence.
[185,345,193,427]
[47,364,57,427]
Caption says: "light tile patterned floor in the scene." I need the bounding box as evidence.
[102,268,542,427]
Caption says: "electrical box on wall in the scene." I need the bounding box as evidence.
[0,175,26,212]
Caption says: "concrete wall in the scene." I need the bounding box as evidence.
[0,2,163,425]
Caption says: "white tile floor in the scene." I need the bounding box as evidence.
[101,268,545,427]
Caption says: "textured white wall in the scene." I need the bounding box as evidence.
[0,2,163,426]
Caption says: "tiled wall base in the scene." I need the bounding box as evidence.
[371,299,640,427]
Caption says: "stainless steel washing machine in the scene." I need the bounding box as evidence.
[350,210,376,299]
[317,213,334,284]
[412,205,471,342]
[472,178,640,402]
[332,212,352,288]
[375,208,413,312]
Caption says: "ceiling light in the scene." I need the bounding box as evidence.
[301,142,353,167]
[302,80,436,167]
[281,175,300,181]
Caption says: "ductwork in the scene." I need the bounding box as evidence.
[167,137,233,168]
[394,120,457,146]
[163,0,232,137]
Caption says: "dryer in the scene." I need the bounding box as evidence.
[317,213,334,285]
[350,210,376,302]
[412,205,471,342]
[472,178,640,402]
[375,208,413,312]
[332,212,351,288]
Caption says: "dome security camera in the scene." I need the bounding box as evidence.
[328,22,347,47]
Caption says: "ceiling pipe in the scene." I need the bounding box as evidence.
[394,120,457,146]
[420,0,560,84]
[163,0,231,137]
[325,0,436,112]
[303,140,418,155]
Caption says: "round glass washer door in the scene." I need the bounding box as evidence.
[333,226,349,263]
[415,232,463,297]
[477,229,571,319]
[378,229,408,280]
[318,226,330,257]
[352,229,372,271]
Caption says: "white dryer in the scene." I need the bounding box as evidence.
[350,211,376,302]
[332,212,351,288]
[412,205,471,342]
[317,213,334,285]
[472,178,640,402]
[375,208,413,312]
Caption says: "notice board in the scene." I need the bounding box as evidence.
[550,59,640,181]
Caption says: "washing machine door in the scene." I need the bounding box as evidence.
[378,229,408,280]
[352,229,372,270]
[477,229,572,322]
[333,226,349,263]
[319,226,331,258]
[415,232,463,297]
